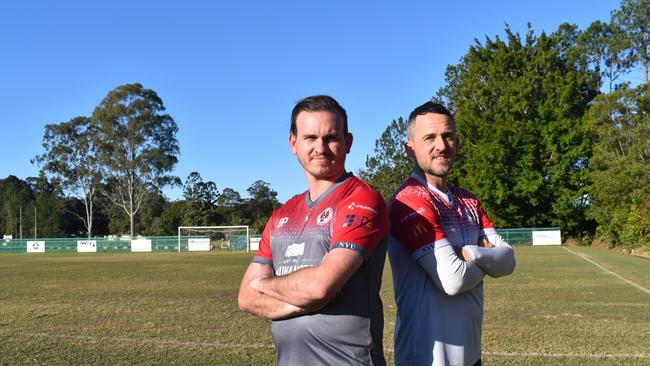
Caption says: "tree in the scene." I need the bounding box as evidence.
[611,0,650,83]
[33,116,101,237]
[182,172,221,226]
[91,83,180,237]
[586,84,650,249]
[359,117,412,199]
[437,26,599,233]
[217,188,242,207]
[150,200,185,235]
[136,190,168,236]
[215,187,247,226]
[0,176,34,238]
[578,20,632,91]
[26,174,67,238]
[245,180,279,233]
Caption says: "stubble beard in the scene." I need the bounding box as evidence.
[423,165,451,178]
[419,156,454,180]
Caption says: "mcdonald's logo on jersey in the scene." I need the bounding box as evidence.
[412,222,428,237]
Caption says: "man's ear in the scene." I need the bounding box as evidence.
[345,133,353,153]
[289,133,297,155]
[404,139,415,158]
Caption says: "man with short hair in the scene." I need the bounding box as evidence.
[238,95,389,365]
[388,101,516,366]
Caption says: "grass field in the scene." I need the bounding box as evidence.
[1,246,649,365]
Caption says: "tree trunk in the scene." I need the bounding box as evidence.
[130,194,135,238]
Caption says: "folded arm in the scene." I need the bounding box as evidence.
[417,241,485,296]
[250,248,364,308]
[238,262,312,320]
[462,233,516,278]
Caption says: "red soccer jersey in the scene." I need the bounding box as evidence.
[254,173,388,271]
[389,175,494,259]
[252,173,389,366]
[388,173,496,365]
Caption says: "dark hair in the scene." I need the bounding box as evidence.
[407,101,455,131]
[290,95,348,136]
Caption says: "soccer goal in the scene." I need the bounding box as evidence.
[177,226,250,252]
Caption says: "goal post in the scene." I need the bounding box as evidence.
[177,226,250,252]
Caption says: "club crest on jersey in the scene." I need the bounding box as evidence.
[277,217,289,228]
[316,207,333,225]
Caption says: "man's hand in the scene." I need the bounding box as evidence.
[458,238,494,261]
[460,246,472,261]
[238,263,312,320]
[479,237,494,248]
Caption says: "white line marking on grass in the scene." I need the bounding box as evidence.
[484,351,650,359]
[564,247,650,295]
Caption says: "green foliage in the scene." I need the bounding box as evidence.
[33,116,101,237]
[620,202,650,250]
[611,0,650,83]
[359,117,412,199]
[135,190,168,236]
[150,201,184,235]
[0,175,73,238]
[26,175,68,238]
[182,172,223,226]
[578,20,632,91]
[215,187,248,227]
[586,84,650,249]
[21,81,286,237]
[439,26,599,233]
[245,180,280,233]
[0,176,33,237]
[92,83,181,237]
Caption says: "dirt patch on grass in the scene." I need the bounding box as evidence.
[590,238,610,249]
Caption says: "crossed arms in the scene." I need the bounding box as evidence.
[237,248,364,320]
[416,233,516,296]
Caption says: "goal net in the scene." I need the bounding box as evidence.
[177,226,250,252]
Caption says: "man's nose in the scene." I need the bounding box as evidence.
[314,138,326,153]
[433,136,447,151]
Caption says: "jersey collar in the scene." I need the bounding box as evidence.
[304,172,353,209]
[410,171,453,205]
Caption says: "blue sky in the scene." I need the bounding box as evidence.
[0,0,620,202]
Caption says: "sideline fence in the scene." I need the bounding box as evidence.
[0,227,560,253]
[1,236,219,253]
[497,227,561,245]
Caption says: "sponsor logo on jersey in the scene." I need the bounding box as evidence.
[334,242,359,251]
[277,217,289,228]
[276,263,316,276]
[316,207,333,225]
[412,222,428,237]
[347,202,378,214]
[400,207,426,222]
[285,242,305,257]
[342,214,370,228]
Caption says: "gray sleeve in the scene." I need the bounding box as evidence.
[464,233,516,278]
[417,242,485,296]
